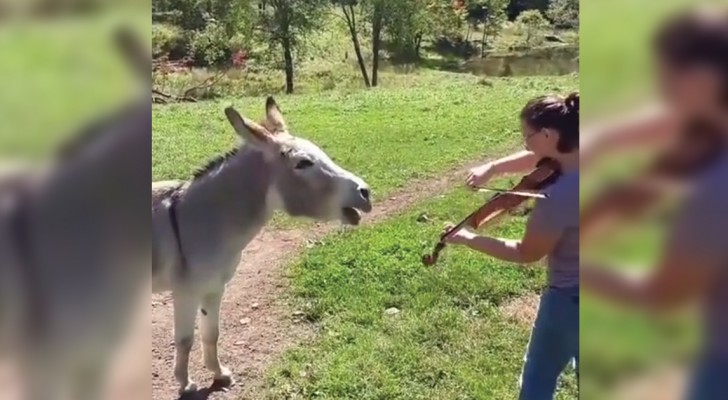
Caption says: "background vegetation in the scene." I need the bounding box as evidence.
[152,0,578,99]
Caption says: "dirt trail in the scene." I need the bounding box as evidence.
[150,157,506,400]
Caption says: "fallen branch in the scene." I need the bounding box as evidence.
[181,70,227,99]
[152,88,197,103]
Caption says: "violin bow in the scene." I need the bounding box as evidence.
[475,187,548,199]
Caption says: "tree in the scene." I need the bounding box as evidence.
[383,0,463,62]
[467,0,508,56]
[546,0,578,29]
[366,0,392,87]
[333,0,370,87]
[258,0,327,93]
[515,9,550,46]
[505,0,549,21]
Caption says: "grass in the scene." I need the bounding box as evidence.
[579,0,701,115]
[152,73,576,227]
[262,185,578,399]
[0,11,148,159]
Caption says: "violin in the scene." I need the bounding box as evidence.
[579,119,726,237]
[422,157,562,266]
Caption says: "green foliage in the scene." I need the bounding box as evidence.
[152,23,189,59]
[152,0,256,64]
[190,22,232,66]
[505,0,550,21]
[514,9,551,47]
[257,0,327,46]
[546,0,578,29]
[467,0,509,53]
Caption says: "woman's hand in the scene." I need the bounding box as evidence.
[441,223,477,245]
[466,162,496,189]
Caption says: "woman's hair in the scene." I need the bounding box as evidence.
[520,92,579,153]
[654,8,728,105]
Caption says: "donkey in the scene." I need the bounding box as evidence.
[152,97,372,394]
[0,27,151,400]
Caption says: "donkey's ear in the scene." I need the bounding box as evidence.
[224,106,273,146]
[265,96,287,133]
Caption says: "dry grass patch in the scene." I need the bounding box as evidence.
[499,292,540,327]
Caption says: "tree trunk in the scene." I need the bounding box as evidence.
[282,36,294,93]
[414,33,422,58]
[342,4,370,87]
[371,5,382,87]
[481,24,487,57]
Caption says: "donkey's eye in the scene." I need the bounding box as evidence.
[294,159,314,169]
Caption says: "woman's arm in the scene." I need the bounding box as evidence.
[447,197,564,264]
[582,183,725,311]
[490,150,540,175]
[456,226,558,264]
[581,103,679,167]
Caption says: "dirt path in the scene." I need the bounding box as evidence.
[150,156,508,400]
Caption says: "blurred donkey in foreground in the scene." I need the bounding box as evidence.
[0,29,150,400]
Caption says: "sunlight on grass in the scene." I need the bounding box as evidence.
[264,185,578,399]
[153,74,576,228]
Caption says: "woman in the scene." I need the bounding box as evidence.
[579,9,728,400]
[443,92,579,399]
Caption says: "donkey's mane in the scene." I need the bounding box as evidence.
[192,148,240,180]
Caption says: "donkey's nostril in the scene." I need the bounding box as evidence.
[359,187,370,200]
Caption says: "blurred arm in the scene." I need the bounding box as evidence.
[581,184,726,311]
[581,103,679,167]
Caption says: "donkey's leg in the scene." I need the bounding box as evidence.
[173,292,200,394]
[200,289,234,387]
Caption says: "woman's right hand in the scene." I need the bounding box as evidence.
[466,162,496,189]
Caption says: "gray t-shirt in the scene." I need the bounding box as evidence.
[669,153,728,357]
[527,170,579,288]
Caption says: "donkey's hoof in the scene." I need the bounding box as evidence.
[178,382,198,395]
[213,369,235,388]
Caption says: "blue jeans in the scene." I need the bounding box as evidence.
[518,286,579,400]
[684,353,728,400]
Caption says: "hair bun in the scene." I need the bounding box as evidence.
[565,92,579,114]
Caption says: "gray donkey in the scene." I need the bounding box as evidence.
[0,28,151,400]
[152,97,372,394]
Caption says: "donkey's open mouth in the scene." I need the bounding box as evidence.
[342,206,366,225]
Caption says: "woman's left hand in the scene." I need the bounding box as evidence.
[441,223,477,245]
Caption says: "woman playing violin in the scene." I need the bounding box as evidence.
[442,92,580,399]
[579,9,728,400]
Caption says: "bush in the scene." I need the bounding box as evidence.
[190,22,232,67]
[514,10,551,47]
[152,24,189,60]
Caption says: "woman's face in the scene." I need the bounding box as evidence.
[657,58,724,116]
[521,120,557,156]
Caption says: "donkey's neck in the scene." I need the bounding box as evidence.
[183,145,279,248]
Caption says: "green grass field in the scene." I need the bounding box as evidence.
[263,187,578,399]
[0,11,148,158]
[153,73,576,227]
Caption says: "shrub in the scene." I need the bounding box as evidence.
[152,23,189,60]
[190,22,232,67]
